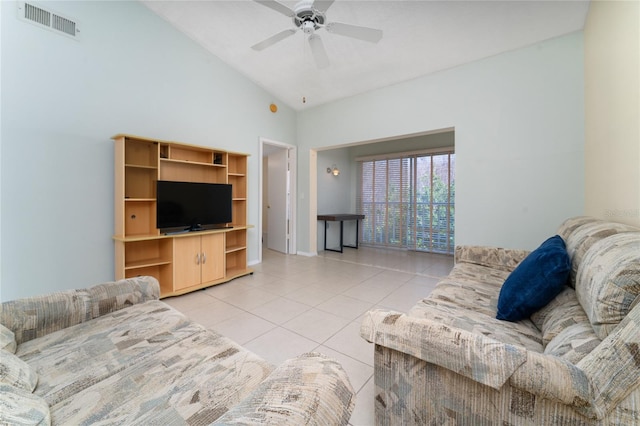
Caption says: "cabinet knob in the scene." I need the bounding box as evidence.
[202,252,207,264]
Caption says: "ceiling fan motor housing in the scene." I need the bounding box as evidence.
[293,0,325,32]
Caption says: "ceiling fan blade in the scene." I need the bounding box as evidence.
[308,34,329,69]
[251,29,296,51]
[254,0,294,17]
[313,0,335,13]
[326,22,383,43]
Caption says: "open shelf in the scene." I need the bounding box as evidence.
[125,138,158,167]
[160,160,226,184]
[227,153,246,175]
[124,200,157,236]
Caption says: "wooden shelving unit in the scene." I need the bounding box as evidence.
[113,134,252,298]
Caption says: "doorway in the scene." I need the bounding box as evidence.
[260,138,296,261]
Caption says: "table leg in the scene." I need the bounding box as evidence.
[355,219,359,249]
[343,219,360,250]
[324,220,344,253]
[324,220,328,251]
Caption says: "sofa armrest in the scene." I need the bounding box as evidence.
[0,289,91,345]
[508,351,593,413]
[0,277,160,345]
[86,276,160,319]
[573,304,640,420]
[361,309,527,389]
[212,353,355,425]
[362,309,602,418]
[455,245,530,272]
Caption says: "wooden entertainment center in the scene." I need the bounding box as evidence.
[112,134,252,298]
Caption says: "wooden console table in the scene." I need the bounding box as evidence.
[317,214,365,253]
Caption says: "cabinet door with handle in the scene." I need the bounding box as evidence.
[200,233,225,283]
[173,236,203,290]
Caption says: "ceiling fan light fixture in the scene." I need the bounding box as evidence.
[302,20,315,34]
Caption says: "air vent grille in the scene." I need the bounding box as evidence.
[18,2,80,40]
[52,14,76,37]
[24,2,50,26]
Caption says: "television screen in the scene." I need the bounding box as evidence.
[157,181,232,231]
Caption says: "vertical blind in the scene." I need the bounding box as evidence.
[356,149,455,254]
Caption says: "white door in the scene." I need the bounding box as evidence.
[267,148,289,253]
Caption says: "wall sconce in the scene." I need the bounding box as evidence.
[326,164,340,176]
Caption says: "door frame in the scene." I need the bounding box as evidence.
[258,137,297,263]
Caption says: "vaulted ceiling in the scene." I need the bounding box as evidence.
[143,0,590,111]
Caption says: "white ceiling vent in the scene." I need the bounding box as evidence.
[17,2,80,40]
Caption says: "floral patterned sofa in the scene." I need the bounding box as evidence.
[361,216,640,425]
[0,277,355,425]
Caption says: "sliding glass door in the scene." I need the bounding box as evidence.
[357,150,455,254]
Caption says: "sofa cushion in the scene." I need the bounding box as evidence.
[17,300,201,405]
[412,262,543,351]
[563,220,638,288]
[496,235,571,321]
[0,349,39,392]
[48,328,272,425]
[0,384,51,426]
[16,299,274,424]
[576,232,640,339]
[410,299,543,352]
[530,287,590,345]
[543,322,601,364]
[0,323,16,353]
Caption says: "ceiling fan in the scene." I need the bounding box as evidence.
[251,0,383,69]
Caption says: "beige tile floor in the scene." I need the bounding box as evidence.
[163,246,454,425]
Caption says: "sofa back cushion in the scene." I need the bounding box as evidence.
[556,216,602,242]
[0,277,160,346]
[543,322,601,364]
[87,277,160,319]
[531,287,601,364]
[576,232,640,339]
[561,218,638,288]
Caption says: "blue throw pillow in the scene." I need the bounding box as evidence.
[496,235,571,321]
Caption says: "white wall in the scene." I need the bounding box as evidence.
[584,0,640,227]
[297,32,585,254]
[0,1,295,301]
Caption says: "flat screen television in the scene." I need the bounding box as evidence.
[157,180,232,232]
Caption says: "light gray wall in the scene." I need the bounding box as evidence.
[297,32,585,255]
[0,1,295,301]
